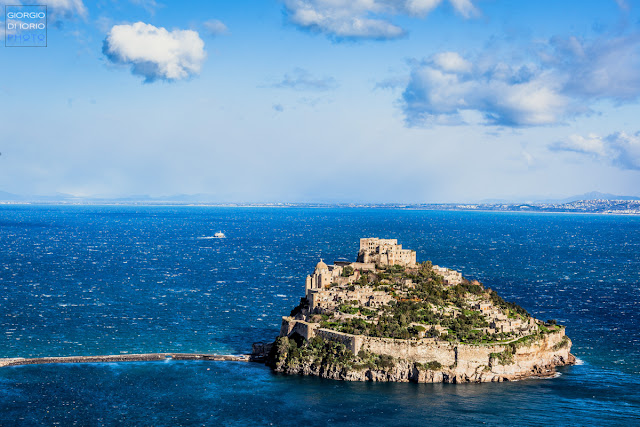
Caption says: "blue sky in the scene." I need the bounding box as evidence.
[1,0,639,202]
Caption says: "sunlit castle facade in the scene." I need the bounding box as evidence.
[305,259,332,294]
[357,238,416,267]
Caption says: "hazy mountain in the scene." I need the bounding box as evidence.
[481,191,640,204]
[555,191,640,203]
[0,191,221,203]
[0,190,23,201]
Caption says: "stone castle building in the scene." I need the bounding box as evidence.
[305,259,377,309]
[303,238,416,312]
[433,265,463,286]
[357,238,416,267]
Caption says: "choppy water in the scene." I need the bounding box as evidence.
[1,206,639,425]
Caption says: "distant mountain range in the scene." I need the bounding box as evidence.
[0,191,221,203]
[480,191,640,204]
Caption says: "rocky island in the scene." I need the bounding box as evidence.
[255,238,575,383]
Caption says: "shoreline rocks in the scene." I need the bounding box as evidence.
[270,352,575,384]
[262,330,576,384]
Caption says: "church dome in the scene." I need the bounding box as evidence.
[315,259,328,271]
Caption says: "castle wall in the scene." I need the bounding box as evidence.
[315,329,363,354]
[281,318,569,373]
[351,262,376,271]
[280,317,318,341]
[456,344,502,369]
[359,336,457,365]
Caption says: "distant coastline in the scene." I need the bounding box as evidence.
[1,200,639,215]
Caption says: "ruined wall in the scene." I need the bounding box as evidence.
[315,329,362,354]
[280,317,317,341]
[359,336,457,365]
[457,344,502,370]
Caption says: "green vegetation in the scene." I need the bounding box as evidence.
[311,260,533,344]
[419,360,443,371]
[341,266,355,277]
[539,323,561,334]
[487,289,529,317]
[552,335,570,351]
[337,303,360,315]
[269,336,397,372]
[490,345,515,365]
[356,273,370,286]
[320,298,493,343]
[509,334,537,348]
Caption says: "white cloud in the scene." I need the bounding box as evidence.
[550,134,608,156]
[430,51,472,73]
[614,0,629,11]
[130,0,161,15]
[203,19,229,37]
[545,34,640,102]
[448,0,478,18]
[401,32,640,127]
[550,132,640,170]
[102,22,206,83]
[271,68,338,91]
[47,0,88,20]
[405,0,441,15]
[283,0,479,40]
[403,54,569,126]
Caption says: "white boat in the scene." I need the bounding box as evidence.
[214,232,226,238]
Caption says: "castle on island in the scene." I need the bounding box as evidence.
[304,238,462,313]
[264,237,574,384]
[300,237,534,338]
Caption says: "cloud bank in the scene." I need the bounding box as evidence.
[402,52,570,126]
[47,0,88,20]
[130,0,161,15]
[203,19,229,37]
[272,68,338,91]
[401,33,640,127]
[103,22,206,83]
[283,0,478,40]
[550,132,640,170]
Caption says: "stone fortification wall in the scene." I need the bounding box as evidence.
[280,318,570,376]
[351,262,376,271]
[281,318,462,365]
[281,317,472,366]
[359,336,457,365]
[315,329,362,354]
[280,317,317,340]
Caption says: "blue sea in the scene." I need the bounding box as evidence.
[1,205,639,425]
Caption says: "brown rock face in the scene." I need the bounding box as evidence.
[267,330,575,384]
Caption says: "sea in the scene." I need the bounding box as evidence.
[0,205,639,426]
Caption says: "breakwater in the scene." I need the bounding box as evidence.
[0,353,251,368]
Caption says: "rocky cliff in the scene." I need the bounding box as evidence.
[264,328,574,383]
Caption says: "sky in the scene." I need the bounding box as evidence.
[0,0,639,203]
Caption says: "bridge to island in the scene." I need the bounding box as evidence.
[0,353,252,368]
